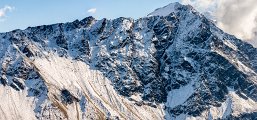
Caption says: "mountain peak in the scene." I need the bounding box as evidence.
[1,2,257,120]
[148,2,191,17]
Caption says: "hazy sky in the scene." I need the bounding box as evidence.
[0,0,178,32]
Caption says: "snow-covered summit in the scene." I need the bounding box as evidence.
[148,2,193,17]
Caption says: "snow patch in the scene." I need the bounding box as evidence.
[166,81,195,109]
[223,40,238,51]
[200,88,257,119]
[0,87,37,120]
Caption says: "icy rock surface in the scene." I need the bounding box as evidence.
[0,2,257,120]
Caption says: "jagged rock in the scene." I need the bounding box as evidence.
[61,89,79,104]
[0,2,257,120]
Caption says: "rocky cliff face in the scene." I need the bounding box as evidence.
[0,2,257,120]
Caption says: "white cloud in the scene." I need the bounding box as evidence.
[216,0,257,41]
[87,8,97,14]
[0,5,14,18]
[181,0,257,47]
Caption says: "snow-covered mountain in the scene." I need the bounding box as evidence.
[0,2,257,120]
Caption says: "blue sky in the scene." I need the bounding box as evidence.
[0,0,179,32]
